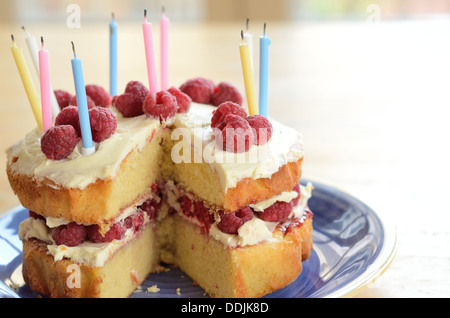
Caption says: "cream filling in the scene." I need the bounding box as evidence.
[19,212,151,267]
[165,182,313,248]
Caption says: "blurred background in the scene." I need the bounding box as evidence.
[1,0,450,22]
[1,0,450,298]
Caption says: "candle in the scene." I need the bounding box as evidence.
[142,9,159,93]
[243,18,254,71]
[160,6,170,90]
[39,37,52,132]
[10,34,42,129]
[109,13,118,97]
[259,23,271,118]
[70,42,95,156]
[239,30,258,116]
[22,26,60,119]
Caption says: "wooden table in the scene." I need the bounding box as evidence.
[1,19,449,298]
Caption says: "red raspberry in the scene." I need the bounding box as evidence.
[291,184,301,207]
[138,198,160,221]
[125,81,149,104]
[179,195,193,217]
[69,94,96,109]
[113,92,143,117]
[29,210,45,220]
[54,89,73,110]
[216,207,254,234]
[167,86,191,113]
[214,114,254,153]
[179,77,215,104]
[142,91,177,122]
[124,211,145,233]
[255,201,293,222]
[41,125,79,160]
[87,222,126,243]
[211,82,243,107]
[246,115,273,145]
[211,102,247,129]
[54,106,81,136]
[86,84,111,108]
[193,201,215,229]
[52,222,87,247]
[88,107,117,142]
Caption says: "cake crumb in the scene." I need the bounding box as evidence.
[147,284,160,293]
[176,288,181,295]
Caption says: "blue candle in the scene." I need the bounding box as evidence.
[259,23,271,118]
[110,13,118,96]
[71,41,95,155]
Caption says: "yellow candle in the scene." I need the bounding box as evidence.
[11,34,42,129]
[239,30,258,116]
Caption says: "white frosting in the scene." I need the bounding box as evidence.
[7,103,303,192]
[172,103,304,190]
[249,190,299,212]
[6,111,160,190]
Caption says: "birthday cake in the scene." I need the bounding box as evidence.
[6,77,313,298]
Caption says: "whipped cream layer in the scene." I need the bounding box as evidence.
[7,111,160,190]
[172,103,304,191]
[19,211,152,267]
[210,183,313,248]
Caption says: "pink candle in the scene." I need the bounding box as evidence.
[38,36,52,131]
[143,9,159,93]
[160,7,170,90]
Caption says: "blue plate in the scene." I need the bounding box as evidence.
[0,180,397,298]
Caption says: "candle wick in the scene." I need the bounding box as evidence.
[162,6,165,14]
[11,33,15,43]
[264,22,266,35]
[112,12,115,21]
[246,18,249,31]
[41,36,44,48]
[144,9,147,19]
[71,41,76,56]
[240,30,244,42]
[21,25,26,31]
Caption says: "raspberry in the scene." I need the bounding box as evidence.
[54,106,81,136]
[85,84,111,108]
[167,86,191,113]
[29,210,45,220]
[291,184,301,207]
[214,114,254,153]
[255,201,293,222]
[113,92,144,117]
[142,90,177,122]
[41,125,79,160]
[179,195,193,216]
[246,115,273,145]
[179,77,215,104]
[124,211,145,233]
[125,81,149,104]
[54,89,73,110]
[211,102,247,129]
[138,198,160,221]
[52,222,87,247]
[69,94,96,109]
[211,82,243,107]
[194,201,215,229]
[87,222,126,243]
[88,106,117,142]
[216,207,254,234]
